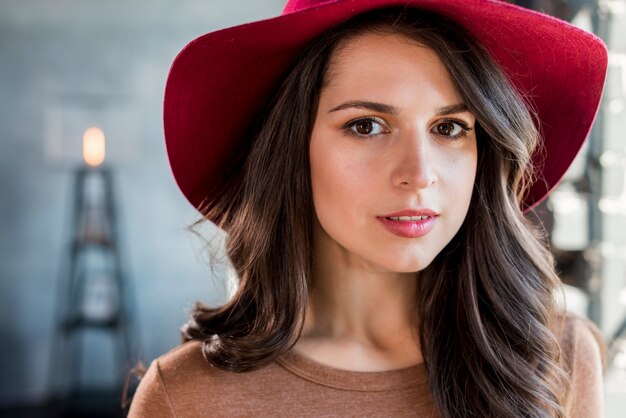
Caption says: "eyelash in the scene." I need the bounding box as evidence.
[342,117,472,140]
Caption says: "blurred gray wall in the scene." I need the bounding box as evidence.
[0,0,283,406]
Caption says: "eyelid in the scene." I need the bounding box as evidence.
[344,115,388,127]
[434,117,473,129]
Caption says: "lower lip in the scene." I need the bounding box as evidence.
[377,216,437,238]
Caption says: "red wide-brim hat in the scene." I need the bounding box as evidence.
[164,0,608,217]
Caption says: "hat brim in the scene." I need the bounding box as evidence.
[164,0,607,215]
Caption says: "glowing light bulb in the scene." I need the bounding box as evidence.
[82,127,106,167]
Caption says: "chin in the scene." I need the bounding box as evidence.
[376,254,437,273]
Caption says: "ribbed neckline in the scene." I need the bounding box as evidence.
[274,349,428,392]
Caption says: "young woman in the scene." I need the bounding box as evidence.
[129,1,607,416]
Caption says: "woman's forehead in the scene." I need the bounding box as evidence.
[321,32,464,110]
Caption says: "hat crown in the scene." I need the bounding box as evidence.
[282,0,338,14]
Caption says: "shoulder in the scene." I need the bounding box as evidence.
[128,342,207,418]
[555,312,605,418]
[128,340,293,417]
[128,340,227,417]
[154,339,228,386]
[556,312,606,371]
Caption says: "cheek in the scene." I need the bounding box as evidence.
[310,141,376,214]
[454,158,477,194]
[443,148,478,210]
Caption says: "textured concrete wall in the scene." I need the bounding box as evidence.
[0,0,283,406]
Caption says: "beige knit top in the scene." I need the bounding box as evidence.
[128,314,604,417]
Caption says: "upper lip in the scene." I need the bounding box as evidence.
[378,209,439,217]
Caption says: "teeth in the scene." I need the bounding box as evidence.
[387,216,429,221]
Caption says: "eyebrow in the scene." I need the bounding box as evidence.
[328,101,399,115]
[328,100,469,116]
[435,103,470,115]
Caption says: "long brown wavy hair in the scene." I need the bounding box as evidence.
[182,7,571,417]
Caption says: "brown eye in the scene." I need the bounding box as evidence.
[344,117,387,138]
[355,120,373,135]
[431,120,468,139]
[437,122,455,136]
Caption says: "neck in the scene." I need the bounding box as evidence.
[295,219,422,369]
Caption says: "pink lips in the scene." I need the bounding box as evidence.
[376,209,438,238]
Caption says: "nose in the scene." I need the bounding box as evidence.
[391,130,438,191]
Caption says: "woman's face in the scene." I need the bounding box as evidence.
[309,32,478,273]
